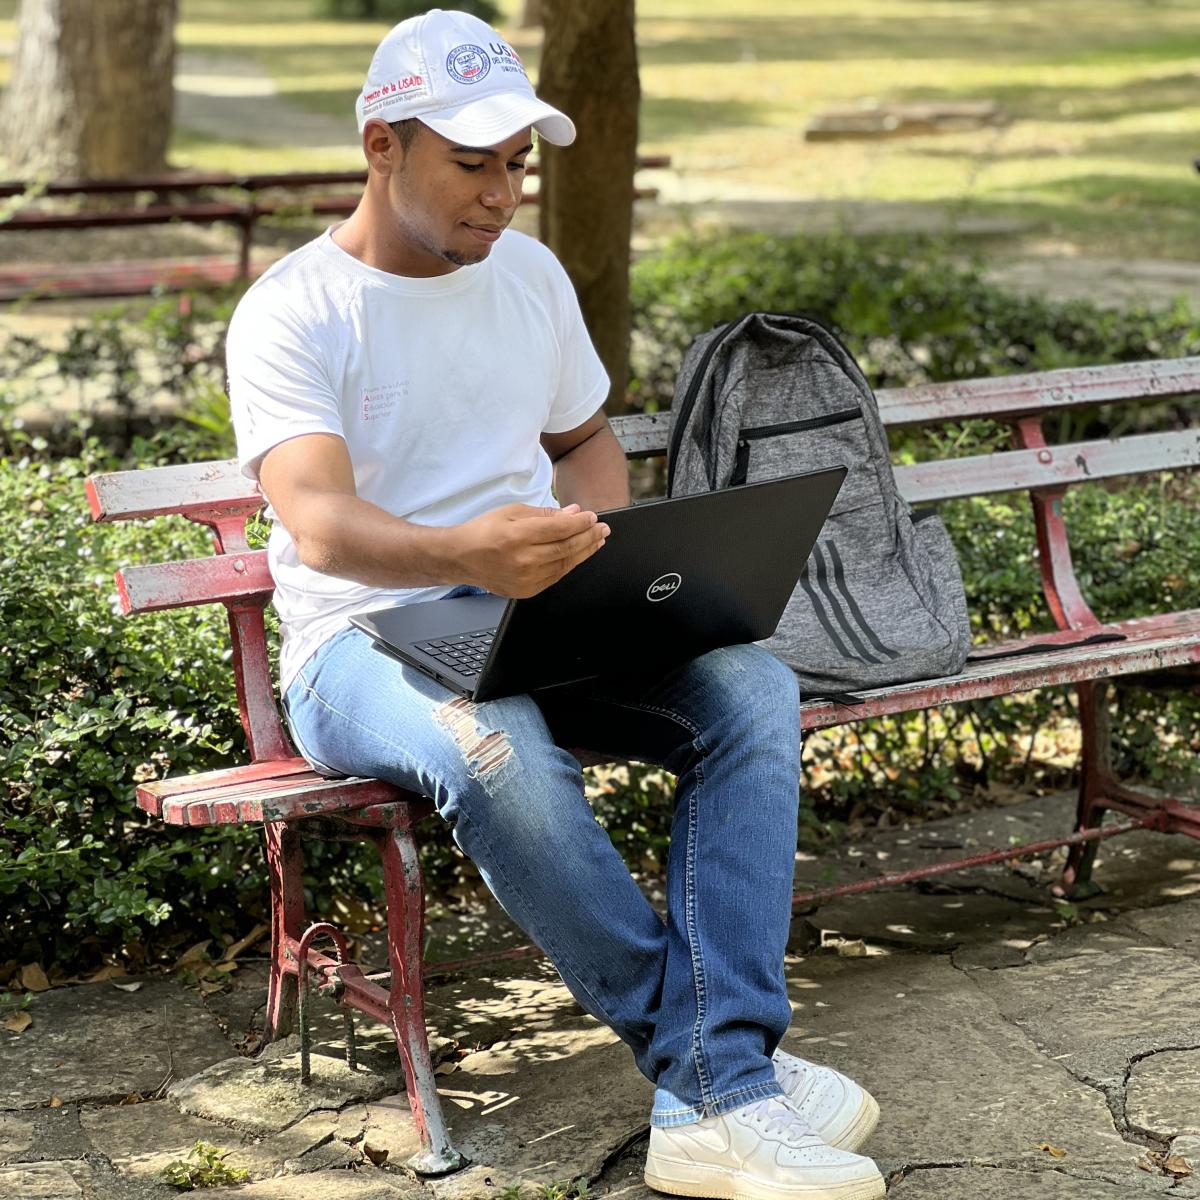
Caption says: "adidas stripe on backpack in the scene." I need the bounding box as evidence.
[666,311,971,695]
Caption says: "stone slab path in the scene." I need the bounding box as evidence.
[3,790,1200,1198]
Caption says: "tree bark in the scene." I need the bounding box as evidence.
[2,0,178,179]
[537,0,639,413]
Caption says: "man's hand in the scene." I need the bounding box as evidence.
[451,503,610,598]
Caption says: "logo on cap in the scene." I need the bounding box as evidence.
[447,44,491,85]
[646,573,682,602]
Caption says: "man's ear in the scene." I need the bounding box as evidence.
[363,120,397,175]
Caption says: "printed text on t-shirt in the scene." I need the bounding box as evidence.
[362,381,408,421]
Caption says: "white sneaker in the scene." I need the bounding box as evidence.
[644,1095,885,1200]
[772,1049,880,1154]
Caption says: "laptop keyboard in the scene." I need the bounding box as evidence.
[414,629,497,678]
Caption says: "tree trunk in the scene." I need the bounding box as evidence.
[537,0,639,413]
[519,0,543,28]
[2,0,178,179]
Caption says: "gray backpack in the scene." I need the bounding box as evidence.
[666,311,971,696]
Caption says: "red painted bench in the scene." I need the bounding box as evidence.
[0,160,671,302]
[84,355,1200,1173]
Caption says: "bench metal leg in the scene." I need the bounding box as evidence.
[1055,680,1111,900]
[263,821,306,1040]
[379,823,466,1176]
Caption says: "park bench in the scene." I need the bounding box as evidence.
[0,159,670,303]
[84,353,1200,1174]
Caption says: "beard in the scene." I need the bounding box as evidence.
[390,206,491,270]
[441,246,489,266]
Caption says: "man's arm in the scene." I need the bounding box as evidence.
[258,432,609,598]
[541,409,631,512]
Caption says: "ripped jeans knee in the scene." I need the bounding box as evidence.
[432,696,516,779]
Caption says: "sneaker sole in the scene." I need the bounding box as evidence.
[644,1158,885,1200]
[826,1092,880,1154]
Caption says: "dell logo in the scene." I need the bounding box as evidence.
[647,572,682,602]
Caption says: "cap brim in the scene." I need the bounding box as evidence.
[418,91,576,147]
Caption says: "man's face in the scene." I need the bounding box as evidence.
[382,122,533,276]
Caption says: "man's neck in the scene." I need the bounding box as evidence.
[332,194,460,279]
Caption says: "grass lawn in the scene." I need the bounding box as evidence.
[0,0,1198,258]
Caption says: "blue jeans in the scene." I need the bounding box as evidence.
[283,615,802,1127]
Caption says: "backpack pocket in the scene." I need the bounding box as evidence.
[732,406,884,517]
[731,408,862,485]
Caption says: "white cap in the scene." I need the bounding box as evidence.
[355,8,575,147]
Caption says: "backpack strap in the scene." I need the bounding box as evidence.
[803,633,1128,701]
[666,317,746,495]
[967,631,1127,663]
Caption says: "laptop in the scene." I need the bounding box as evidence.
[350,466,846,701]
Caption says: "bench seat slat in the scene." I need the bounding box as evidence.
[166,770,369,808]
[800,610,1200,731]
[117,551,272,614]
[139,771,420,826]
[135,613,1200,823]
[895,429,1200,504]
[144,757,315,804]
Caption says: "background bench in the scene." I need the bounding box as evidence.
[84,354,1200,1173]
[0,158,671,303]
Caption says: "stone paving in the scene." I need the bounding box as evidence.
[3,790,1200,1198]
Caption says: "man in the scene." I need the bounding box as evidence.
[227,10,885,1199]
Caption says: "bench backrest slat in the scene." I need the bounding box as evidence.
[117,552,273,615]
[608,356,1200,448]
[86,461,259,523]
[83,357,1199,526]
[875,357,1200,427]
[895,428,1200,505]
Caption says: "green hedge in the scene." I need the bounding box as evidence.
[629,230,1200,417]
[0,446,256,968]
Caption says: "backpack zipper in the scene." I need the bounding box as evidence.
[732,407,864,485]
[740,407,863,440]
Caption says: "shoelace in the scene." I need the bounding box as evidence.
[774,1054,809,1095]
[745,1096,818,1144]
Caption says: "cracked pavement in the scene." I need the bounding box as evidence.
[2,790,1199,1198]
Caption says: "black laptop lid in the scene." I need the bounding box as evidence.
[472,467,846,699]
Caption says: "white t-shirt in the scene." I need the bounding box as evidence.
[227,228,609,691]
